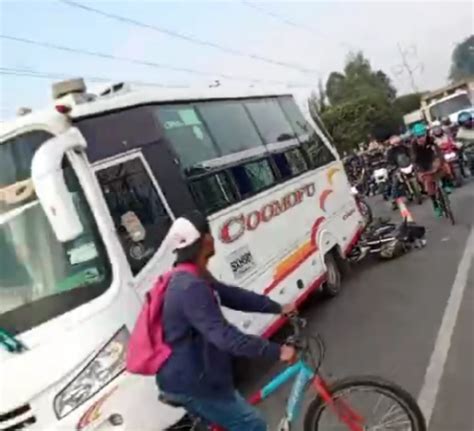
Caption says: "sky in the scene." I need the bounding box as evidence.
[0,0,472,120]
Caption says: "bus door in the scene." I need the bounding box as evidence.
[93,151,175,291]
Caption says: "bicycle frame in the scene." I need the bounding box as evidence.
[244,360,365,431]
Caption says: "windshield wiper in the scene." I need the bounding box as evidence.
[0,328,28,353]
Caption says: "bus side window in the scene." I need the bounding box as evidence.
[189,172,238,214]
[272,148,308,180]
[231,158,276,198]
[95,156,172,276]
[278,96,335,169]
[153,105,219,170]
[196,101,265,156]
[303,134,335,169]
[244,98,296,145]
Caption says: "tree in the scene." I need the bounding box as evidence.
[449,35,474,82]
[320,94,401,154]
[317,51,401,150]
[324,52,397,106]
[325,72,347,105]
[394,93,423,115]
[308,79,327,114]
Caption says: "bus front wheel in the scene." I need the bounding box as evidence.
[322,253,342,297]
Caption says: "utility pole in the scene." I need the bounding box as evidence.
[392,43,423,93]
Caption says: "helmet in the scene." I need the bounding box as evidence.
[442,117,452,127]
[458,111,472,127]
[412,123,427,137]
[431,125,444,138]
[389,135,401,146]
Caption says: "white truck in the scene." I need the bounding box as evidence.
[421,79,474,125]
[403,109,425,131]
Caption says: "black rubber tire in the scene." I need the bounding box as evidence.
[303,376,426,431]
[453,166,463,187]
[409,178,423,205]
[357,198,373,226]
[438,187,455,225]
[322,253,342,297]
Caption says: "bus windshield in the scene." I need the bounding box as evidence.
[429,93,471,120]
[0,131,111,337]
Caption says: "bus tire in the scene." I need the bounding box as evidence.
[322,253,342,297]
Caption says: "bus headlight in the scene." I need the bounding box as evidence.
[54,327,129,418]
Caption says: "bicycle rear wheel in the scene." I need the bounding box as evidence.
[304,376,426,431]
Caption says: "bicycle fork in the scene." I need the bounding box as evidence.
[312,376,365,431]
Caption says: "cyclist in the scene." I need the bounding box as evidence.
[385,135,412,208]
[156,211,296,431]
[412,123,452,217]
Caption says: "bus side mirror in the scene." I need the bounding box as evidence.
[31,129,87,242]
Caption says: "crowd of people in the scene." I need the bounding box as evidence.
[344,111,473,217]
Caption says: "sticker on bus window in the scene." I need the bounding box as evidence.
[179,109,201,126]
[67,243,98,265]
[227,246,256,280]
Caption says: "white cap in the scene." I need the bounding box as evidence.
[167,217,202,251]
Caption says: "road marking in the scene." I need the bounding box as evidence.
[417,228,474,426]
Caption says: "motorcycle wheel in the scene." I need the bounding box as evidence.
[452,165,463,187]
[357,198,373,226]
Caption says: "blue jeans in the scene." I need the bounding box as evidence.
[165,391,267,431]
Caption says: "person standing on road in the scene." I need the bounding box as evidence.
[412,124,452,217]
[156,211,296,431]
[385,135,412,207]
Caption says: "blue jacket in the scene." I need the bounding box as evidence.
[156,271,282,398]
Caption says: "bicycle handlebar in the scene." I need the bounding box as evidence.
[286,314,326,371]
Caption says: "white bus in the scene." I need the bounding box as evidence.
[0,81,363,431]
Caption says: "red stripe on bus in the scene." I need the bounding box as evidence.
[263,246,317,295]
[262,227,363,339]
[262,274,326,339]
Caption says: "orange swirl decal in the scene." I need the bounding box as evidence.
[326,167,341,186]
[319,189,333,212]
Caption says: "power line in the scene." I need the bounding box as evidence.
[0,34,291,85]
[58,0,320,75]
[0,66,169,87]
[241,1,355,51]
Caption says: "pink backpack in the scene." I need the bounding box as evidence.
[126,263,199,375]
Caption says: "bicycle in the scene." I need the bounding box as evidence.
[433,176,455,225]
[165,316,426,431]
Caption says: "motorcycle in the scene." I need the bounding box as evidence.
[440,142,463,187]
[347,218,426,262]
[456,140,474,176]
[397,163,423,204]
[351,186,373,226]
[372,165,389,196]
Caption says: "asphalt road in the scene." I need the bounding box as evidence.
[238,179,474,431]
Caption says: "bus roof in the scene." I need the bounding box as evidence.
[71,84,296,118]
[1,83,307,139]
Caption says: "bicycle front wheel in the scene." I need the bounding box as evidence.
[304,376,426,431]
[437,186,455,225]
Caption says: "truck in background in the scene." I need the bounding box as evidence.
[421,78,474,125]
[403,109,426,132]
